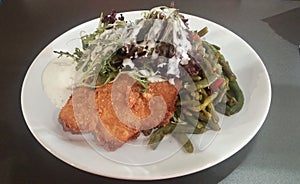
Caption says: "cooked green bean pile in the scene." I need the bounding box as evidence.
[146,27,244,153]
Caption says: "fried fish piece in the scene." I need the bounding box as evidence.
[59,86,140,151]
[141,81,180,127]
[58,87,98,133]
[93,82,140,151]
[109,74,180,130]
[59,75,180,151]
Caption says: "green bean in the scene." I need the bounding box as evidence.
[163,123,176,134]
[205,104,221,130]
[227,95,238,107]
[148,129,165,150]
[201,88,208,96]
[172,133,194,153]
[207,120,221,131]
[203,41,236,81]
[218,55,237,81]
[212,44,221,51]
[208,103,219,124]
[192,75,202,81]
[225,80,244,115]
[196,78,209,88]
[198,111,209,122]
[197,26,208,37]
[148,124,175,150]
[214,103,226,115]
[197,87,208,102]
[142,129,152,136]
[215,77,229,103]
[178,100,199,107]
[183,115,206,129]
[174,106,181,118]
[199,92,218,111]
[172,124,204,134]
[190,91,201,100]
[194,74,218,89]
[202,108,212,120]
[203,46,217,63]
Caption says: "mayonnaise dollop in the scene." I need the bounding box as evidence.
[42,56,76,108]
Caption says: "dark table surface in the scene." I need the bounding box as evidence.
[1,0,300,183]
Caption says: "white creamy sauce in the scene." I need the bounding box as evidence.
[168,78,175,85]
[147,19,163,41]
[42,56,76,108]
[139,69,166,83]
[160,21,173,42]
[167,57,181,78]
[147,76,166,82]
[125,20,145,43]
[91,27,127,61]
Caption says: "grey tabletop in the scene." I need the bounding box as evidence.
[0,0,299,183]
[216,1,300,183]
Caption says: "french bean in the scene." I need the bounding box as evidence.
[196,78,209,88]
[227,94,238,107]
[172,124,204,134]
[148,129,165,150]
[184,115,205,129]
[192,75,202,81]
[218,55,237,81]
[212,44,221,51]
[142,129,152,136]
[202,108,212,120]
[207,120,221,131]
[198,111,209,122]
[215,77,229,103]
[199,92,218,111]
[172,133,194,153]
[191,91,201,100]
[203,41,237,81]
[208,104,219,124]
[148,124,175,150]
[225,80,244,115]
[150,39,243,152]
[198,88,208,99]
[197,26,208,37]
[178,99,199,107]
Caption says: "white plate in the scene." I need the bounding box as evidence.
[21,11,271,180]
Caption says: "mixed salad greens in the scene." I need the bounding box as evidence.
[55,6,244,153]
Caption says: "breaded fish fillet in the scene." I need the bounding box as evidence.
[59,86,140,151]
[59,75,179,151]
[58,87,99,133]
[108,74,180,130]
